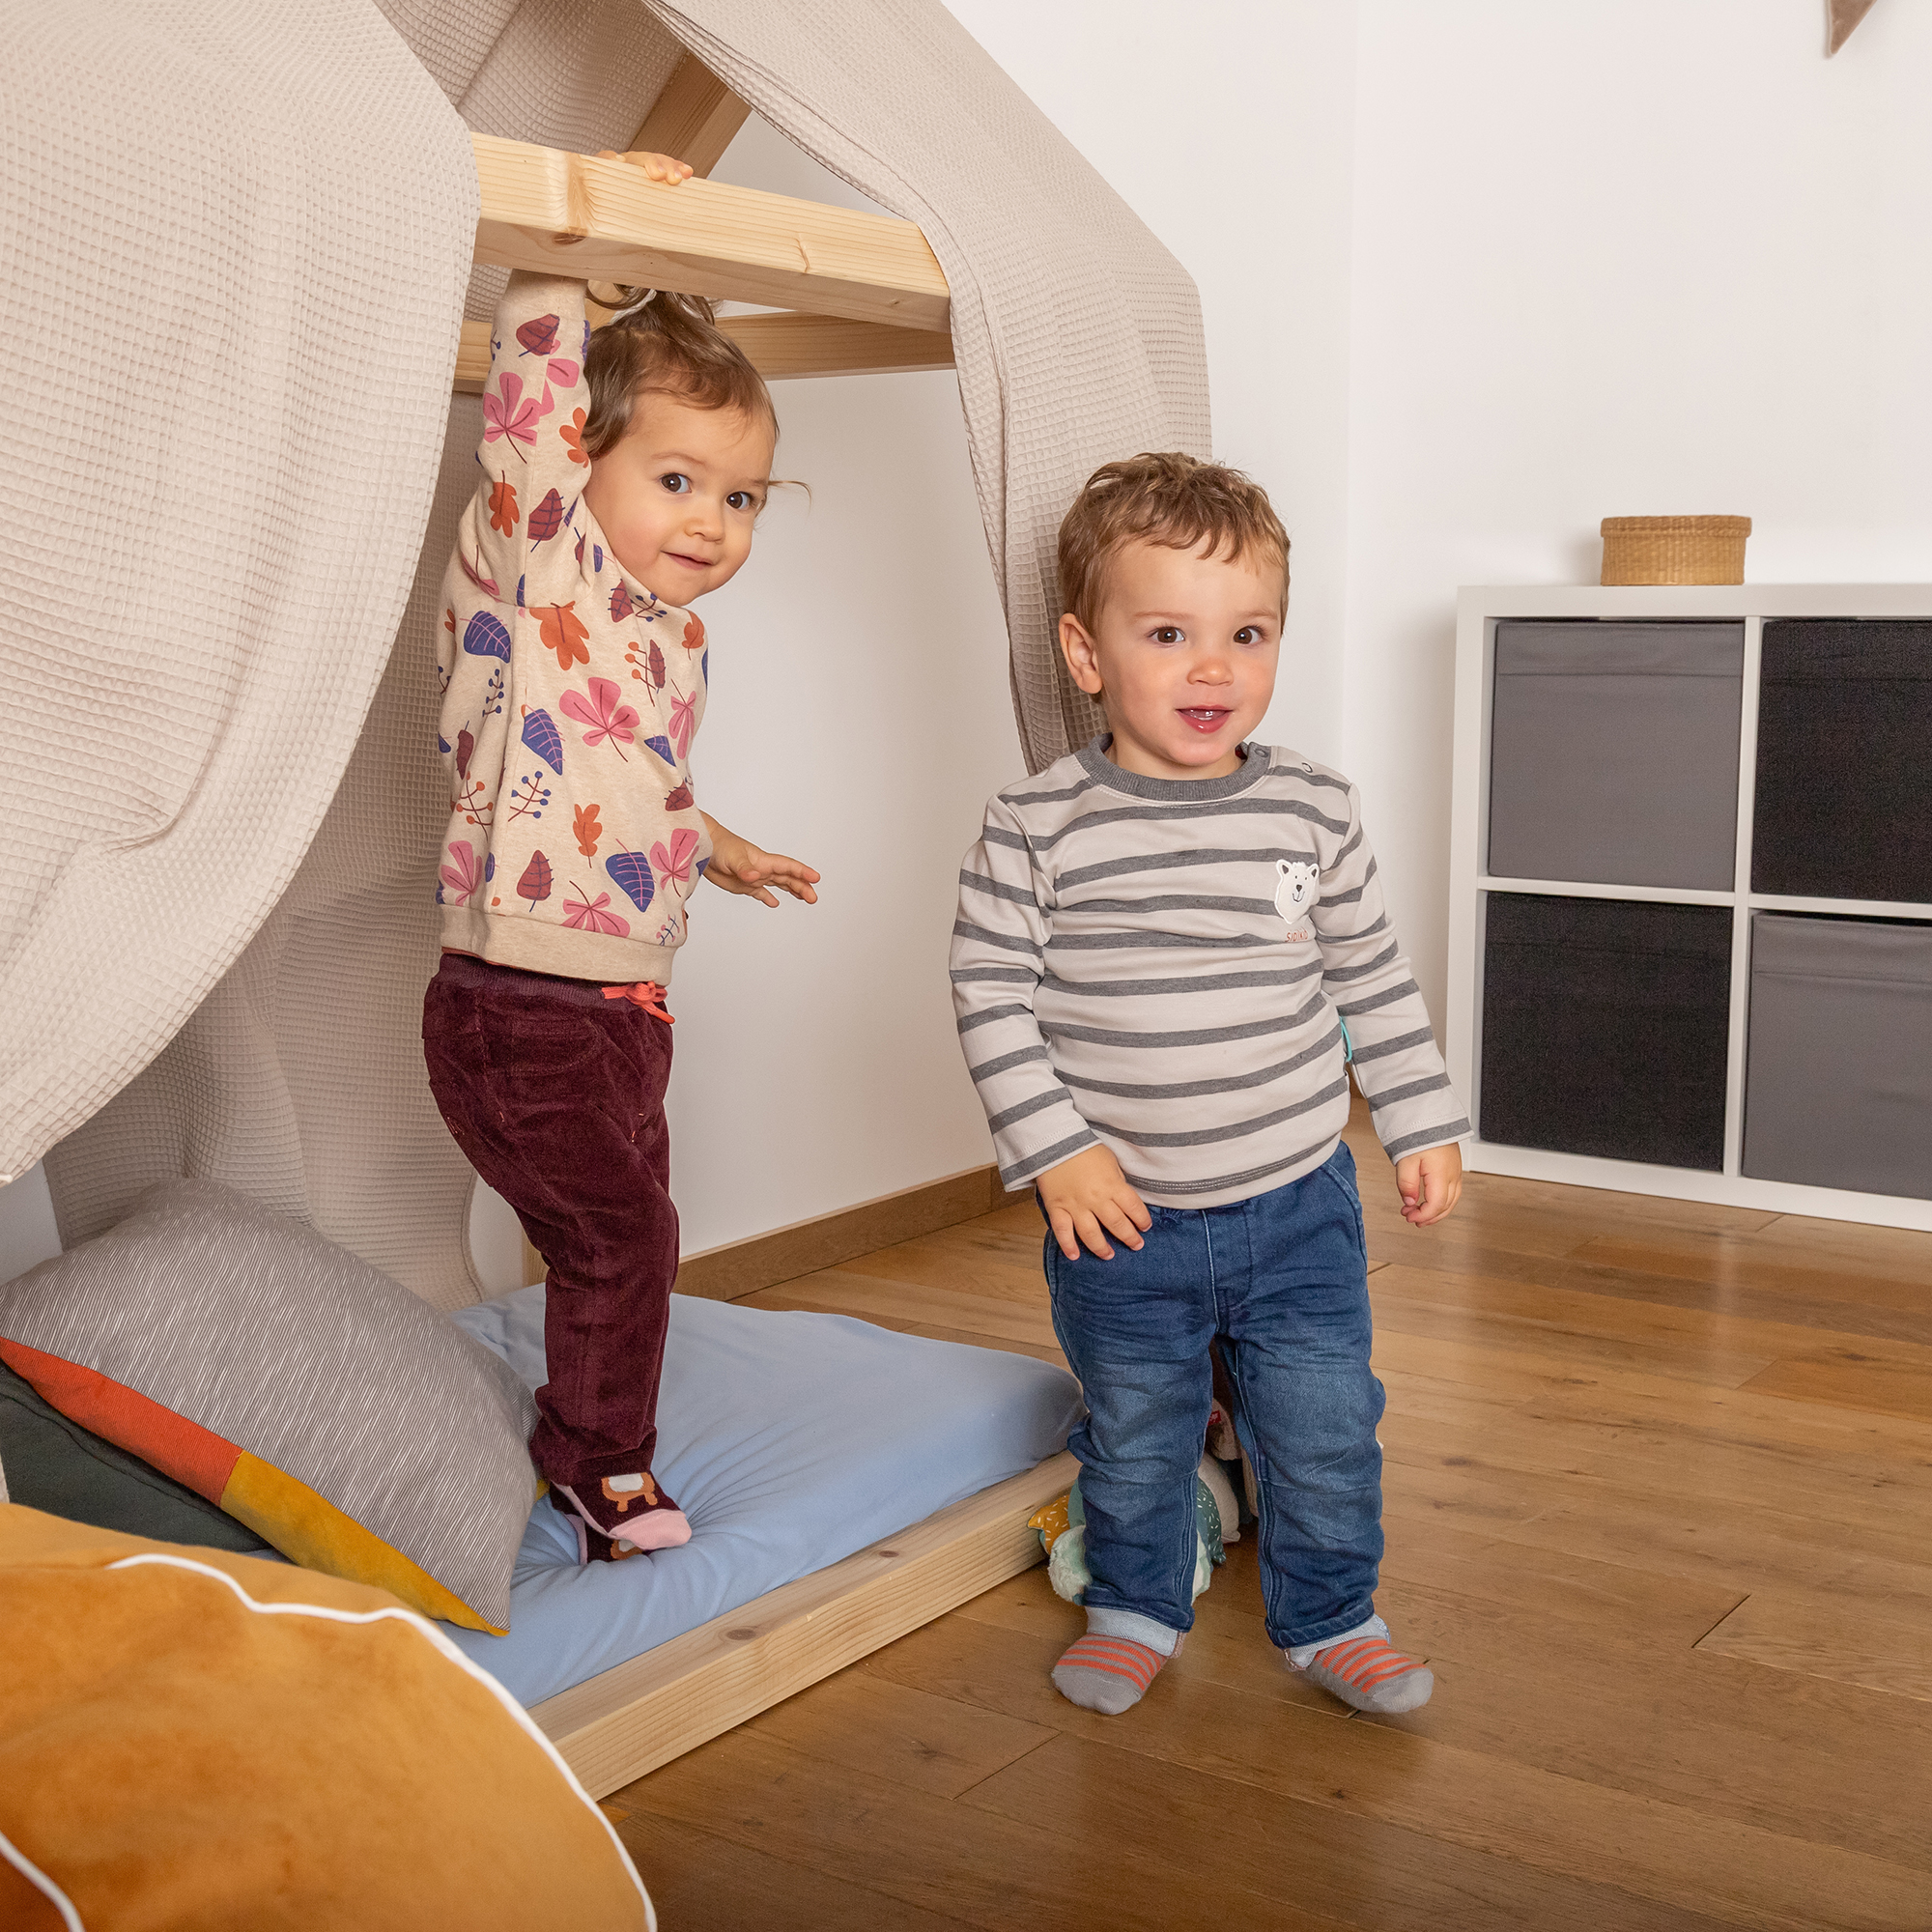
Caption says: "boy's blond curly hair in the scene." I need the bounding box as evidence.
[1058,452,1290,630]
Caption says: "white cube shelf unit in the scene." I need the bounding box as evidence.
[1447,583,1932,1233]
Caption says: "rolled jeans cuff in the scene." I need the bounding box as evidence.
[1287,1610,1385,1667]
[1087,1605,1182,1658]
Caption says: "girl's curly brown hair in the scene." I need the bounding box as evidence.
[580,286,777,460]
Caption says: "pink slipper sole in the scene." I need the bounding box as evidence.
[553,1484,693,1557]
[611,1507,691,1551]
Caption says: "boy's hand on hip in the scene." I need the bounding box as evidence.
[1037,1145,1151,1262]
[700,814,820,908]
[1395,1143,1463,1227]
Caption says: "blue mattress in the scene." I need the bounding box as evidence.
[445,1286,1083,1708]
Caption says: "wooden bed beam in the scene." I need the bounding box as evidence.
[471,133,951,333]
[453,311,953,393]
[529,1450,1076,1797]
[627,50,753,178]
[710,311,955,380]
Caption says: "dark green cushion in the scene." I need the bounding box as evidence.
[0,1357,270,1553]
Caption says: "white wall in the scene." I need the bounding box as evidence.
[1343,0,1932,1021]
[657,20,1366,1259]
[657,119,1018,1258]
[939,0,1360,769]
[949,0,1932,1037]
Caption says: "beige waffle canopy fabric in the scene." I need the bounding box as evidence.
[0,4,474,1236]
[642,0,1211,772]
[26,0,1208,1307]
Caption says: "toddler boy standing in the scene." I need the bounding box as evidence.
[952,454,1469,1716]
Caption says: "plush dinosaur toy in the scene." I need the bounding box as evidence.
[1029,1446,1240,1606]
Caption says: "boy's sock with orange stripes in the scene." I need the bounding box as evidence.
[1052,1611,1179,1715]
[1287,1614,1434,1714]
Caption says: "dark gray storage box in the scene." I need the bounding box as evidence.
[1752,619,1932,904]
[1488,621,1744,890]
[1480,893,1733,1172]
[1743,914,1932,1201]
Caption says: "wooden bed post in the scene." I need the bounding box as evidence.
[626,50,753,178]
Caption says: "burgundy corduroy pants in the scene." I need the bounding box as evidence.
[422,951,678,1491]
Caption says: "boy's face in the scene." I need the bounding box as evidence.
[582,391,775,607]
[1059,538,1283,781]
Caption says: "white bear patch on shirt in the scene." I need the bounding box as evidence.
[1275,859,1320,942]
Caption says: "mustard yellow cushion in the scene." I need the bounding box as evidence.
[0,1506,651,1931]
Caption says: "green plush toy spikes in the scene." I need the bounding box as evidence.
[1040,1457,1233,1607]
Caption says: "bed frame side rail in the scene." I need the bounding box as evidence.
[529,1450,1076,1797]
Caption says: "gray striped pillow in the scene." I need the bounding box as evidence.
[0,1180,536,1632]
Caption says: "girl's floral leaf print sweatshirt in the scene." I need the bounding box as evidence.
[435,272,710,984]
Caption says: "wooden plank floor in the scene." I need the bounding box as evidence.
[606,1103,1932,1931]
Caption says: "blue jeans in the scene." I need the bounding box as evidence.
[1043,1141,1383,1652]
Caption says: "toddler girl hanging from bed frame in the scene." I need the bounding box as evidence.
[422,150,819,1562]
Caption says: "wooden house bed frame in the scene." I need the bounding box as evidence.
[465,56,1070,1799]
[535,1450,1076,1795]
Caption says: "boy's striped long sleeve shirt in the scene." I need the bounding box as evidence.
[952,739,1470,1208]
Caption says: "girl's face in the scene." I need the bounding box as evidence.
[582,390,776,606]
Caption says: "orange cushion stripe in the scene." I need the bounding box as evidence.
[0,1338,242,1501]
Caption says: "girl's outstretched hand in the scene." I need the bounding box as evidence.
[596,150,695,184]
[701,815,820,908]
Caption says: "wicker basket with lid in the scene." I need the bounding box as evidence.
[1600,516,1750,585]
